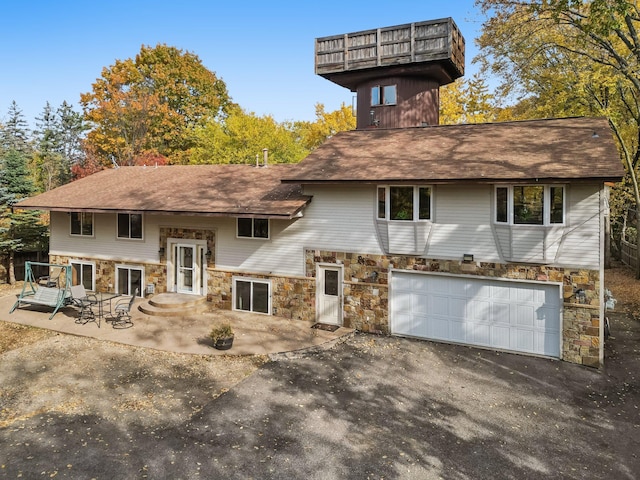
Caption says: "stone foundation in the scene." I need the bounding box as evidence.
[49,247,604,366]
[305,249,603,367]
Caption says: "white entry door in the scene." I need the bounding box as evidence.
[176,244,196,294]
[317,265,343,325]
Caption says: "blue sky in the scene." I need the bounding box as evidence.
[0,0,485,127]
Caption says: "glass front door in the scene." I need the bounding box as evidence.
[176,244,195,293]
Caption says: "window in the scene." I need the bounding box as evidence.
[233,277,270,314]
[495,185,565,225]
[377,186,432,221]
[237,218,269,239]
[117,213,143,239]
[70,212,93,236]
[371,85,397,106]
[116,265,144,296]
[70,260,95,291]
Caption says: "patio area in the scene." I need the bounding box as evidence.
[0,288,354,357]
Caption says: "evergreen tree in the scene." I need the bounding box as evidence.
[0,101,31,154]
[0,149,48,284]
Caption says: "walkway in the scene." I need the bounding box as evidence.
[0,289,353,357]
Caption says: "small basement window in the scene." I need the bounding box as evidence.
[233,277,270,314]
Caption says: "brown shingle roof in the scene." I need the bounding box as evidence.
[17,164,311,218]
[282,117,624,184]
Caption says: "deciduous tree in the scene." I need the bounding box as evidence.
[188,106,308,164]
[476,0,640,273]
[295,103,356,151]
[81,44,233,166]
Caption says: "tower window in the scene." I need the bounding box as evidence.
[371,85,397,106]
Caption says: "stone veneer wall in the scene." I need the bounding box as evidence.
[49,255,166,296]
[304,249,602,367]
[158,227,215,265]
[207,269,315,321]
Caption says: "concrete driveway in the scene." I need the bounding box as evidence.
[1,310,638,479]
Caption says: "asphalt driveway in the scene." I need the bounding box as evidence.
[0,315,640,479]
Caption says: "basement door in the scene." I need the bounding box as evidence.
[317,264,343,326]
[390,272,561,358]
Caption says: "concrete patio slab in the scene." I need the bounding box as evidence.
[0,288,353,357]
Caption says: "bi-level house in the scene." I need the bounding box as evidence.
[17,18,624,366]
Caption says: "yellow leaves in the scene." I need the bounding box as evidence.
[439,76,498,125]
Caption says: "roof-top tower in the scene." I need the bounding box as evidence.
[315,18,464,129]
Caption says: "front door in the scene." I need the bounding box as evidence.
[317,265,343,325]
[176,244,196,294]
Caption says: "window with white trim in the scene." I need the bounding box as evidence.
[377,186,432,221]
[371,85,397,106]
[495,185,565,225]
[117,213,143,239]
[233,277,270,314]
[116,265,144,296]
[237,218,269,239]
[70,212,93,236]
[70,260,95,291]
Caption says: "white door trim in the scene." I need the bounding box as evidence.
[316,263,343,325]
[166,238,208,295]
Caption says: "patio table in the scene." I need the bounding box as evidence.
[78,292,120,327]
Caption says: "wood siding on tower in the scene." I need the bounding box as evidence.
[357,76,440,129]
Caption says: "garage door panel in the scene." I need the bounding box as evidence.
[450,298,466,319]
[471,323,491,345]
[391,272,561,358]
[429,316,450,340]
[449,320,466,343]
[412,293,428,315]
[515,304,536,327]
[492,302,510,325]
[491,325,511,349]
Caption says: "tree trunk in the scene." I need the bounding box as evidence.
[8,251,15,285]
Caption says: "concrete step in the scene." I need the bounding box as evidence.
[139,293,209,317]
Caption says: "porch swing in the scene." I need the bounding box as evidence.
[10,261,72,319]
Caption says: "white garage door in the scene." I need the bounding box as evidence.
[390,272,561,357]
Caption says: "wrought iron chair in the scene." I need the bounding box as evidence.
[109,288,138,329]
[69,285,98,326]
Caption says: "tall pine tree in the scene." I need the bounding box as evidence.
[0,149,48,284]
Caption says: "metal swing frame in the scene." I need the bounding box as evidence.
[10,261,73,319]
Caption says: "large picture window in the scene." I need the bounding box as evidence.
[496,185,565,225]
[70,212,93,236]
[377,186,432,221]
[233,277,270,314]
[237,218,269,239]
[117,213,143,239]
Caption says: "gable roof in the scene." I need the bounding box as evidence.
[17,164,310,218]
[282,117,624,184]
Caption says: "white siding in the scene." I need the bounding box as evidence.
[427,185,501,261]
[557,185,601,269]
[217,185,383,275]
[49,183,603,275]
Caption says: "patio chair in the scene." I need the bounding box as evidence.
[109,288,138,329]
[69,285,98,326]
